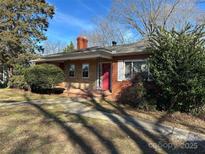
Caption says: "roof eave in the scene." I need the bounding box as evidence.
[31,53,112,63]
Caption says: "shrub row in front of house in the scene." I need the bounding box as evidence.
[9,64,65,94]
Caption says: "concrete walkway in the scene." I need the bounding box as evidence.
[64,102,205,142]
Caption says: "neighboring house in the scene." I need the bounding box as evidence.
[32,36,150,98]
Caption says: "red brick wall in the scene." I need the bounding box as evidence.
[111,54,149,98]
[36,53,150,99]
[37,60,97,89]
[64,59,97,89]
[37,59,97,89]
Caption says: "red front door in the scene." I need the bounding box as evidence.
[102,63,111,90]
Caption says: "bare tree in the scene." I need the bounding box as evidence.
[43,41,67,55]
[110,0,205,37]
[82,0,205,46]
[82,17,137,47]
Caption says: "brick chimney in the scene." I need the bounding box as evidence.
[77,36,88,49]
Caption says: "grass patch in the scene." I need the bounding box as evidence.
[0,88,66,102]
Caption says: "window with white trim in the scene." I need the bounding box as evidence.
[82,64,89,78]
[124,60,148,80]
[68,64,75,77]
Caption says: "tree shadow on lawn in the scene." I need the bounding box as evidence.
[69,90,163,153]
[89,93,167,153]
[23,94,157,153]
[10,133,54,154]
[24,97,95,154]
[76,89,205,153]
[22,92,205,154]
[23,94,120,154]
[109,95,205,153]
[0,106,58,154]
[70,113,119,154]
[0,100,20,103]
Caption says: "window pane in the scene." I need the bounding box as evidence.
[82,64,89,78]
[133,61,147,72]
[83,65,88,71]
[125,62,132,79]
[133,61,148,79]
[133,62,141,75]
[69,64,75,77]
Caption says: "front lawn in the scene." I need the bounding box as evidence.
[0,97,166,153]
[0,88,205,135]
[0,88,66,102]
[0,88,205,153]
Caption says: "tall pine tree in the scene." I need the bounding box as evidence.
[0,0,54,63]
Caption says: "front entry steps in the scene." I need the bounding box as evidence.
[63,88,113,100]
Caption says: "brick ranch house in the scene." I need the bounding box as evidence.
[32,36,150,99]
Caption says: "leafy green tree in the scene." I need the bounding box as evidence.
[63,41,75,52]
[148,24,205,112]
[25,64,65,90]
[0,0,54,63]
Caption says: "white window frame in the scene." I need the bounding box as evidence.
[123,59,148,80]
[68,64,75,77]
[82,64,89,79]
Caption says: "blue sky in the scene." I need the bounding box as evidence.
[46,0,205,46]
[46,0,112,45]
